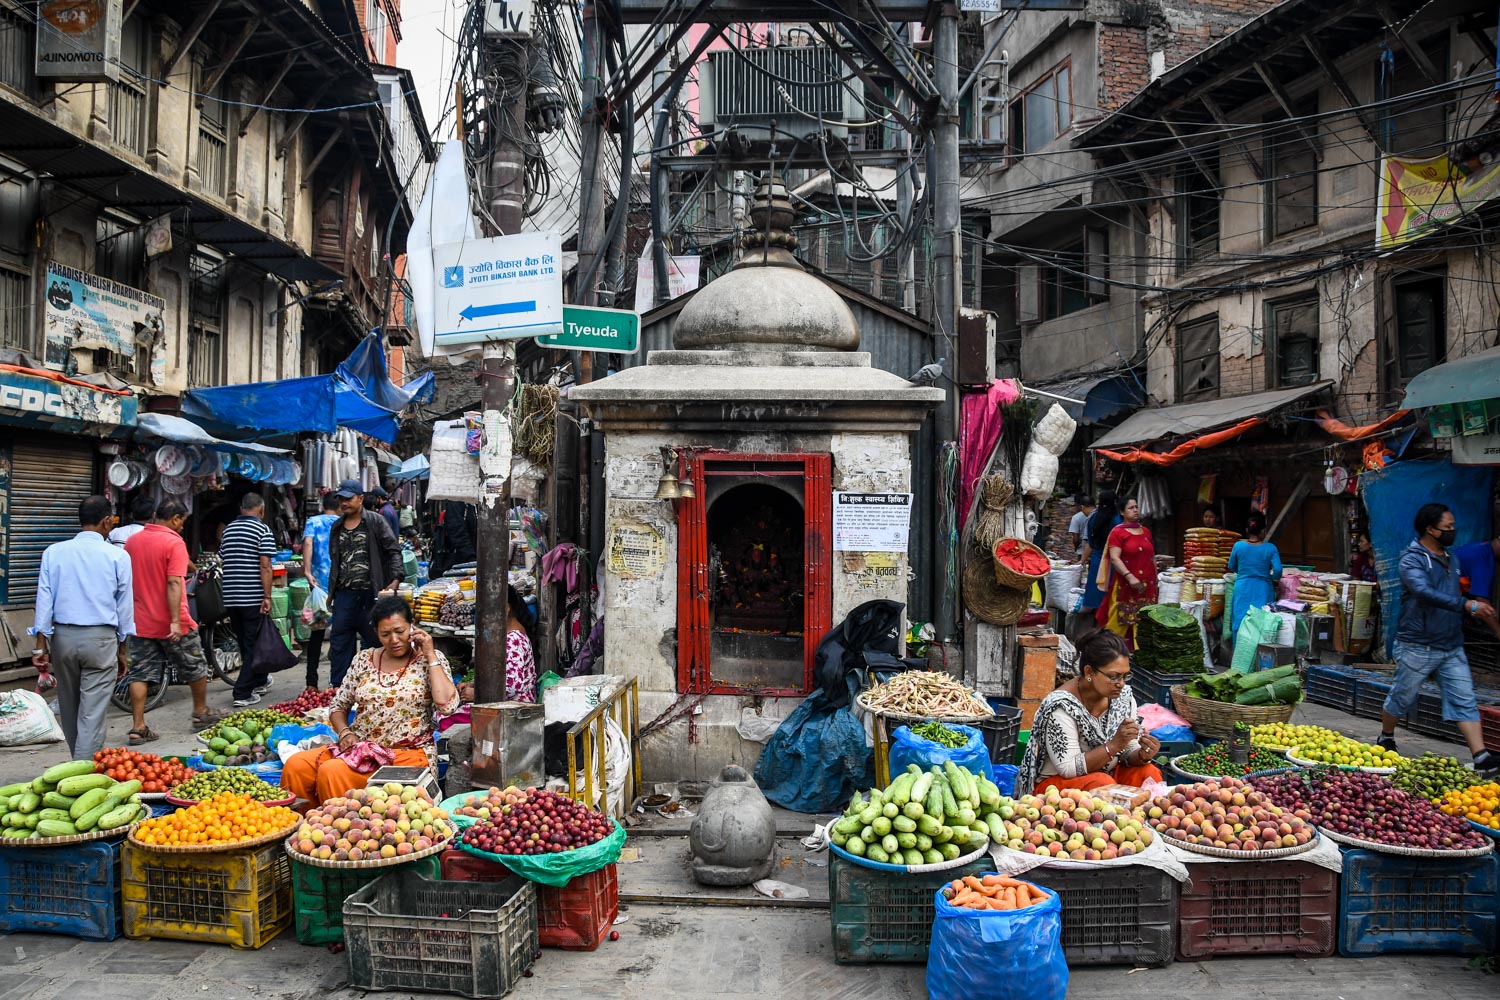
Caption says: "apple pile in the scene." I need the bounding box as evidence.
[293,782,453,863]
[994,788,1153,860]
[1248,768,1489,851]
[459,786,615,856]
[1144,776,1315,852]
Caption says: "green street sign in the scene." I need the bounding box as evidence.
[537,306,640,354]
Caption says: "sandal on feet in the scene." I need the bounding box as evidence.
[192,708,231,727]
[128,726,160,745]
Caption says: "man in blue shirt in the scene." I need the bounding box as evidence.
[30,496,135,760]
[1381,503,1499,774]
[300,493,341,690]
[1456,536,1500,639]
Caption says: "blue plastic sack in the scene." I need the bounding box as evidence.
[186,755,283,785]
[753,689,874,813]
[1149,724,1196,742]
[889,724,990,779]
[267,722,335,751]
[927,878,1068,1000]
[991,764,1017,798]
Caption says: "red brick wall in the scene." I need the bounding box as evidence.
[1156,0,1280,73]
[1098,25,1149,113]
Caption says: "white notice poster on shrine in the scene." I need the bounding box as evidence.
[832,492,913,552]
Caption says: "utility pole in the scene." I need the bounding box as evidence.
[931,4,961,642]
[473,29,530,707]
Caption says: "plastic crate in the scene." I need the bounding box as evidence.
[1482,705,1500,754]
[1338,848,1499,956]
[0,837,123,940]
[1022,862,1177,966]
[121,841,291,949]
[1352,672,1395,721]
[972,704,1024,766]
[1129,665,1198,711]
[343,870,538,998]
[293,853,442,945]
[1304,663,1358,714]
[1408,684,1500,743]
[1177,859,1336,959]
[441,848,619,951]
[829,849,990,963]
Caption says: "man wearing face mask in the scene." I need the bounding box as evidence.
[1380,502,1499,774]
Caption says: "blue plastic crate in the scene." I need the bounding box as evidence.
[0,837,124,940]
[1338,848,1498,956]
[1304,663,1357,714]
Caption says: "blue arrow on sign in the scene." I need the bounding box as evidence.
[459,300,536,322]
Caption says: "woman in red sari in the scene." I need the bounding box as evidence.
[1094,496,1157,650]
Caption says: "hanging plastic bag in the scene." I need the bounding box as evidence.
[302,585,329,625]
[889,724,991,779]
[0,689,65,746]
[1231,605,1283,673]
[455,818,626,887]
[927,879,1068,1000]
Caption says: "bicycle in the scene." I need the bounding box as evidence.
[110,556,239,713]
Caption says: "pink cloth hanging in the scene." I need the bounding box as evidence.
[958,379,1021,530]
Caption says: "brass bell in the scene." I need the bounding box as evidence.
[655,470,681,500]
[676,473,696,499]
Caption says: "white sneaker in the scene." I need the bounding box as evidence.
[253,680,273,696]
[232,693,262,707]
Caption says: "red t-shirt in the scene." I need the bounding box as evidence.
[125,524,196,640]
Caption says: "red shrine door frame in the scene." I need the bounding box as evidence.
[677,451,833,696]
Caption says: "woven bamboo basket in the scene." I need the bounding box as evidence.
[1169,684,1297,739]
[963,557,1031,626]
[991,537,1050,590]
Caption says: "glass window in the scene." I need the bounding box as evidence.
[1177,317,1220,401]
[1265,102,1318,239]
[1393,276,1443,382]
[1010,62,1072,158]
[1178,154,1219,265]
[1038,229,1107,321]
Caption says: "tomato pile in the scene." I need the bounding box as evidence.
[93,748,196,793]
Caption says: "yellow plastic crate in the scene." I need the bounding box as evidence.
[122,841,291,950]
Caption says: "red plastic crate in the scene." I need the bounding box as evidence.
[1177,860,1337,960]
[440,848,618,951]
[1481,705,1500,754]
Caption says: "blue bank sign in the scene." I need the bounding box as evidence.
[431,232,564,348]
[0,368,137,432]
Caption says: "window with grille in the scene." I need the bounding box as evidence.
[110,17,148,156]
[94,215,145,375]
[198,76,230,199]
[1265,101,1318,239]
[1391,275,1443,383]
[0,174,34,351]
[1266,294,1320,387]
[1176,316,1220,402]
[1177,153,1219,266]
[0,2,38,98]
[188,251,224,387]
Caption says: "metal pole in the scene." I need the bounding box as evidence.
[932,4,961,642]
[576,0,605,317]
[474,37,529,706]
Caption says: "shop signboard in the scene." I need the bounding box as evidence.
[1451,430,1500,466]
[42,261,164,371]
[1378,151,1500,248]
[431,232,564,348]
[35,0,121,83]
[832,492,913,552]
[536,306,640,354]
[0,367,137,432]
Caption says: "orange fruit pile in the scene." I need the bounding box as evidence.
[134,792,298,847]
[1438,782,1500,832]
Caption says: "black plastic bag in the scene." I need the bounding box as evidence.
[814,599,906,708]
[254,616,299,673]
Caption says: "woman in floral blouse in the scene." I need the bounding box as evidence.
[282,595,460,805]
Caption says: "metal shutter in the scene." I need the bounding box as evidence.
[6,438,95,607]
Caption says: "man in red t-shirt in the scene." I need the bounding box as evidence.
[122,498,229,742]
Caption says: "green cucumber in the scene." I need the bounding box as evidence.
[70,788,109,821]
[97,802,142,830]
[0,782,31,798]
[42,760,97,784]
[42,791,76,811]
[37,808,72,823]
[56,774,112,797]
[35,819,77,838]
[104,780,142,806]
[14,792,41,814]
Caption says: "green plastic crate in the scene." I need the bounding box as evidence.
[830,851,990,964]
[292,854,441,945]
[1014,729,1030,765]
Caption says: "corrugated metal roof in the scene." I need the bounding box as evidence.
[1090,380,1333,450]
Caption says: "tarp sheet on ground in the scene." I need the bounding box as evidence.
[1360,457,1494,657]
[182,334,434,443]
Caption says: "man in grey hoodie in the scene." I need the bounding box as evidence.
[1380,502,1499,774]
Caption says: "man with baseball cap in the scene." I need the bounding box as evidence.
[368,485,399,539]
[326,480,403,686]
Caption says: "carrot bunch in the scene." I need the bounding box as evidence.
[944,873,1050,911]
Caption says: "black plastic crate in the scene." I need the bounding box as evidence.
[829,850,990,964]
[971,704,1023,766]
[1339,848,1499,956]
[1408,683,1500,743]
[1352,672,1395,722]
[1129,665,1199,711]
[1023,862,1177,966]
[1303,663,1358,714]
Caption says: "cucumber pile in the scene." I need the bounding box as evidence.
[0,761,147,840]
[830,761,1000,866]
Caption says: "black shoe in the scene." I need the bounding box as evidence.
[1474,750,1500,776]
[1376,733,1398,753]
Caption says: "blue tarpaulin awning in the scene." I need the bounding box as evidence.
[1400,345,1500,409]
[181,334,436,443]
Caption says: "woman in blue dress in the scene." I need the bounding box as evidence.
[1077,492,1120,624]
[1227,512,1283,639]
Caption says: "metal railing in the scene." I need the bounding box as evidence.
[110,81,146,155]
[563,676,640,819]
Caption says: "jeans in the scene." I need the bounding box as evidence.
[230,606,267,700]
[304,628,326,689]
[1386,640,1480,723]
[329,589,377,688]
[51,624,118,760]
